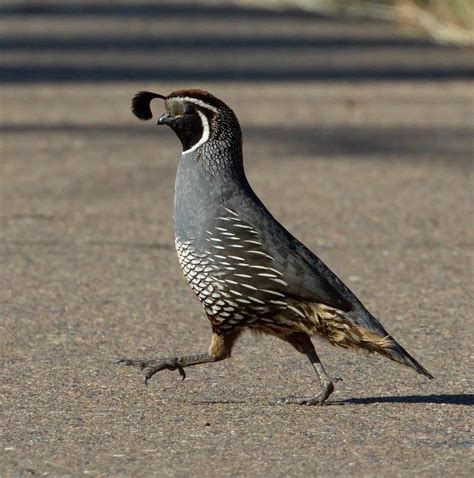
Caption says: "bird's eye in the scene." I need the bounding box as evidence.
[184,105,196,115]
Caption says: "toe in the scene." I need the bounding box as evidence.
[116,358,141,367]
[274,395,309,405]
[304,397,325,406]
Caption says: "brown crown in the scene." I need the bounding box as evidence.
[167,88,230,111]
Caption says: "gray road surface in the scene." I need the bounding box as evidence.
[1,1,473,477]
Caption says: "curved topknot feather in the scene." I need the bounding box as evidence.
[131,91,166,120]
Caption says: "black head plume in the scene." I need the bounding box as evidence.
[131,91,167,120]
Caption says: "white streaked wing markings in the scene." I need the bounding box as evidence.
[247,250,274,260]
[240,283,258,291]
[247,296,265,304]
[287,305,306,318]
[271,278,289,287]
[257,272,278,278]
[269,300,288,306]
[260,289,286,297]
[236,298,251,304]
[244,240,262,245]
[228,255,246,261]
[224,279,238,285]
[223,207,239,217]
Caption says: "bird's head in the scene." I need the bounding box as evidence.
[132,89,242,164]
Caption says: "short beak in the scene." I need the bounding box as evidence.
[157,113,174,125]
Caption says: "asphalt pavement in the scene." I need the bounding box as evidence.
[1,1,473,477]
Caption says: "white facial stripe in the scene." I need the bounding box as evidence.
[182,110,210,155]
[179,97,219,114]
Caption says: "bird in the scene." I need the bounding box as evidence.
[118,88,433,405]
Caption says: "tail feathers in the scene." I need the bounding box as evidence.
[312,305,433,379]
[345,309,433,379]
[311,304,433,378]
[348,322,434,379]
[380,339,434,379]
[346,325,434,379]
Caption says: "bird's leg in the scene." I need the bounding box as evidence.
[117,331,239,385]
[276,333,335,406]
[117,353,217,384]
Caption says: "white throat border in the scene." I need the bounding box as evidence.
[182,110,210,155]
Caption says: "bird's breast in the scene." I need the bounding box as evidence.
[174,155,217,244]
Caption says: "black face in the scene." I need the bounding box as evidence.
[160,104,203,152]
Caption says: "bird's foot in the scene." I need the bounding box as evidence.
[116,356,186,384]
[274,381,334,406]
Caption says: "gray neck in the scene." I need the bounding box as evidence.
[195,130,244,181]
[174,145,245,242]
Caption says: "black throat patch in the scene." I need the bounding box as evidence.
[169,113,204,152]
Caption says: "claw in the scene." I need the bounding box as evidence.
[178,366,186,380]
[117,354,198,385]
[144,365,162,385]
[138,357,187,386]
[144,367,161,385]
[274,381,334,406]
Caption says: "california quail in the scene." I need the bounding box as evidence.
[118,88,433,405]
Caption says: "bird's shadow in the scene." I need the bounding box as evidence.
[193,394,473,406]
[333,393,473,406]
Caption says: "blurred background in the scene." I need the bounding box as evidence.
[1,0,473,83]
[1,1,473,477]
